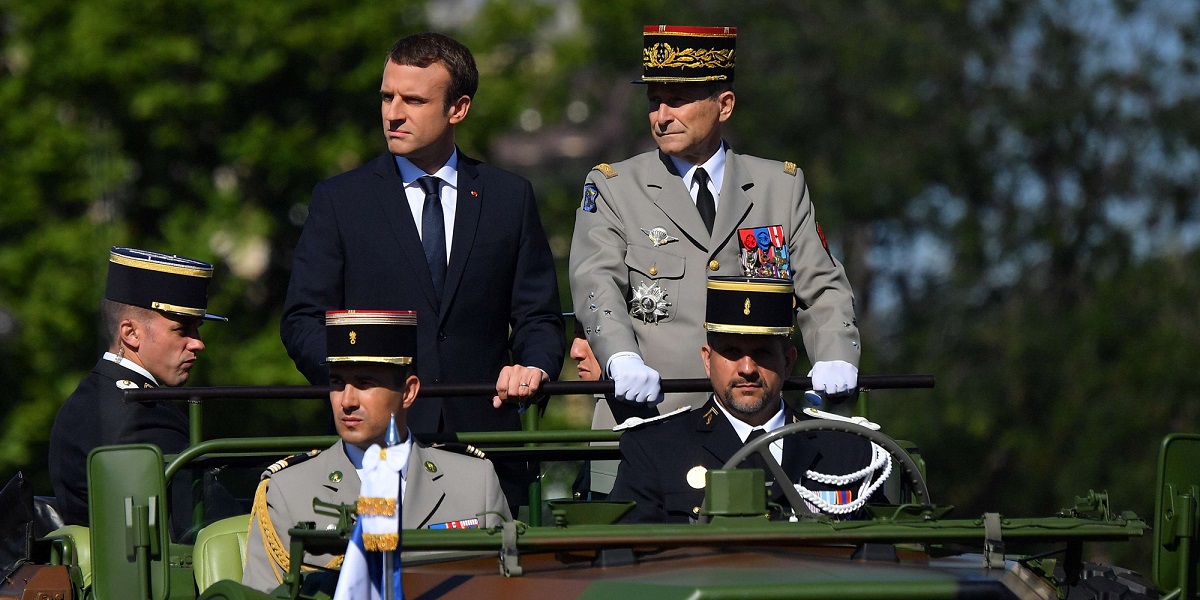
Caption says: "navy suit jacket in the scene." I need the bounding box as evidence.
[609,398,883,523]
[281,151,565,434]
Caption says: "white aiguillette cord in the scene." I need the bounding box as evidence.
[796,406,889,515]
[612,406,692,431]
[801,407,881,431]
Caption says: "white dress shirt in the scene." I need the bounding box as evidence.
[394,151,460,261]
[669,143,728,211]
[102,351,159,385]
[715,397,787,465]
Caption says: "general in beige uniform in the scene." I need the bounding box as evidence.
[570,25,860,431]
[572,151,860,425]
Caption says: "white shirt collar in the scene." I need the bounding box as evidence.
[395,149,459,189]
[669,142,727,200]
[102,352,158,386]
[714,395,786,443]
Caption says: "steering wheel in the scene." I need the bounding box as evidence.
[700,420,931,523]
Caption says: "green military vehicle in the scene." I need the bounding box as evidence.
[1,376,1193,599]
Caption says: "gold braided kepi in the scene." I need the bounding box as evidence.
[705,277,794,336]
[637,25,736,83]
[105,247,226,321]
[324,310,417,365]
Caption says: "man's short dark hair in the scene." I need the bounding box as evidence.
[389,364,415,387]
[690,80,733,99]
[100,299,156,346]
[387,32,479,110]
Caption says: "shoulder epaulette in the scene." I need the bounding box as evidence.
[592,163,618,179]
[260,448,321,480]
[430,442,487,459]
[783,161,798,176]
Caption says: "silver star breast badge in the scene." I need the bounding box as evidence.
[629,281,671,324]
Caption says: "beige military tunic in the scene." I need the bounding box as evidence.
[241,440,510,592]
[570,149,861,427]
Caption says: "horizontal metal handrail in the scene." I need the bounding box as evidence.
[398,515,1147,551]
[125,374,934,402]
[164,432,625,479]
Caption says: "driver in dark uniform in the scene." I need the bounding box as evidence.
[608,277,887,524]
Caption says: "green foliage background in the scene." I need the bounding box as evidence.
[3,0,1199,568]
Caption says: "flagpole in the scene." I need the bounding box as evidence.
[385,412,401,600]
[384,549,394,600]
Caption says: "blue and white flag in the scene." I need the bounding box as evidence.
[333,439,408,600]
[334,519,402,600]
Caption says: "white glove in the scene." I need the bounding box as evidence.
[608,354,664,404]
[808,360,858,396]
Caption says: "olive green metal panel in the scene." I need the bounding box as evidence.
[704,469,766,517]
[574,567,971,600]
[88,444,170,600]
[196,579,277,600]
[1152,433,1200,595]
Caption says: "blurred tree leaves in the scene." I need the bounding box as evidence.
[2,3,1200,576]
[0,0,589,484]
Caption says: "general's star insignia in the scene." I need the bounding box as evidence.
[629,281,670,324]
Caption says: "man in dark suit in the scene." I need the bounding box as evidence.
[49,247,229,535]
[280,32,564,434]
[609,277,887,524]
[280,33,564,509]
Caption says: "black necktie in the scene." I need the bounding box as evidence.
[417,176,446,300]
[694,168,716,234]
[744,427,771,474]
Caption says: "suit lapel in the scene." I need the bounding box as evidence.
[441,156,483,322]
[403,443,446,529]
[648,153,710,251]
[370,154,440,310]
[712,150,753,257]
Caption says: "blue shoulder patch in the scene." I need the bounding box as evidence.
[581,183,599,213]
